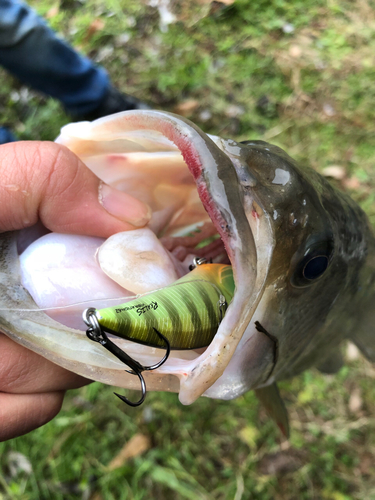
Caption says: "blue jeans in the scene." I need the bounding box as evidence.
[0,0,110,116]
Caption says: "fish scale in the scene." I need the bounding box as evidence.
[95,263,235,349]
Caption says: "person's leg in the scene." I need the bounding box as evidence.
[0,0,148,119]
[0,127,17,143]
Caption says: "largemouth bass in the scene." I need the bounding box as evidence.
[1,110,374,435]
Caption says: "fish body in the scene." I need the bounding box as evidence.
[0,110,374,431]
[95,263,235,349]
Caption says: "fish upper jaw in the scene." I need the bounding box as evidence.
[196,136,277,401]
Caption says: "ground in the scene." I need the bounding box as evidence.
[0,0,375,499]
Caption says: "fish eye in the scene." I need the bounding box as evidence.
[291,238,334,287]
[302,255,329,280]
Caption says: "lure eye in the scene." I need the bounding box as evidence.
[291,238,334,287]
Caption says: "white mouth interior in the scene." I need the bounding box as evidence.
[9,111,275,405]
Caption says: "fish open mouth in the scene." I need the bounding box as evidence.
[3,111,275,404]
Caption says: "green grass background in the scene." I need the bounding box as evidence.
[1,0,375,498]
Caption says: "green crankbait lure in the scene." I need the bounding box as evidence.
[89,263,234,350]
[83,261,234,406]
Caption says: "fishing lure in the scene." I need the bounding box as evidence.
[83,260,235,406]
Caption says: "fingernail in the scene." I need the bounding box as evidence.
[99,182,151,227]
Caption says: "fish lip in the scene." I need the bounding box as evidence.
[0,111,275,404]
[188,135,276,402]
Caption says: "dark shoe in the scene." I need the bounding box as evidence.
[76,86,151,121]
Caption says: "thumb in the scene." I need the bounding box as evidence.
[0,141,150,237]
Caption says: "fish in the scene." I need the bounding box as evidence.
[0,110,374,436]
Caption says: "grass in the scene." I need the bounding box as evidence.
[1,0,375,498]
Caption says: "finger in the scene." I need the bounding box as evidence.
[0,333,90,393]
[0,391,64,442]
[0,141,151,237]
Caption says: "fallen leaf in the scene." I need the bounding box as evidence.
[346,342,360,361]
[289,45,302,58]
[322,165,346,180]
[46,5,59,18]
[174,100,200,116]
[343,176,360,190]
[348,386,362,414]
[107,434,151,470]
[85,19,105,42]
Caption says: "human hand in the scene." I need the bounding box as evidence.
[0,141,150,441]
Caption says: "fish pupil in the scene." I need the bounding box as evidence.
[303,255,329,280]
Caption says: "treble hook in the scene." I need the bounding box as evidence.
[83,308,170,407]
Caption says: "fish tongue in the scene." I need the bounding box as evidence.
[19,233,131,330]
[97,228,184,294]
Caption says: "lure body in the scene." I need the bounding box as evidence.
[94,264,235,349]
